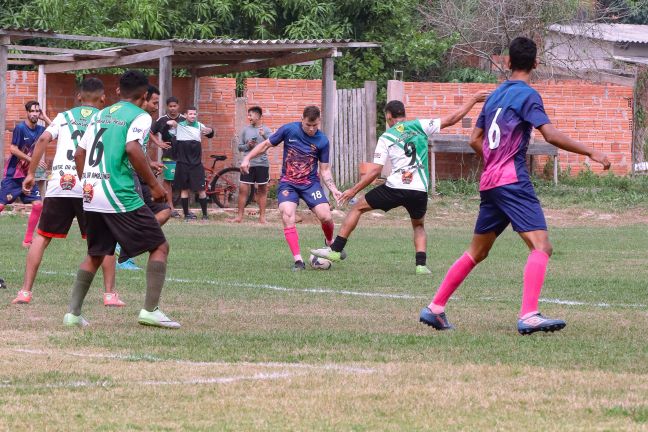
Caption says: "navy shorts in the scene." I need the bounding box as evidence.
[475,181,547,235]
[277,181,328,209]
[0,177,40,205]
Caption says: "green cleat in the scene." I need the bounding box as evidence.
[416,265,432,275]
[63,313,89,327]
[310,247,343,262]
[138,307,181,329]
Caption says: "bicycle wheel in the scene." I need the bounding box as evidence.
[209,167,254,208]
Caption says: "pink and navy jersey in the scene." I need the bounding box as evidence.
[4,122,46,179]
[269,121,330,186]
[476,81,550,191]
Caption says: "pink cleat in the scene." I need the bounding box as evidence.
[104,292,126,307]
[12,290,32,304]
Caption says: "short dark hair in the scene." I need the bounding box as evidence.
[186,106,197,112]
[146,85,160,101]
[302,105,320,121]
[509,37,537,72]
[79,77,104,94]
[118,70,149,99]
[25,100,40,112]
[248,106,263,116]
[384,100,406,118]
[166,96,179,105]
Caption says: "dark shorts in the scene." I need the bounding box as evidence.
[240,166,269,185]
[475,181,547,235]
[134,175,170,215]
[173,162,205,192]
[277,181,328,209]
[85,206,167,257]
[0,177,40,205]
[38,196,86,238]
[364,184,428,220]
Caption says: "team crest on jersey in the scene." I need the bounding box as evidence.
[401,170,414,185]
[6,193,13,202]
[60,174,76,191]
[82,183,94,203]
[282,190,290,197]
[109,105,122,114]
[80,108,93,118]
[395,124,405,133]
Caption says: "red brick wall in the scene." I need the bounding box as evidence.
[403,81,633,178]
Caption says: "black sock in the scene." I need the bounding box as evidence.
[331,236,347,252]
[181,198,189,216]
[198,198,208,216]
[415,252,427,266]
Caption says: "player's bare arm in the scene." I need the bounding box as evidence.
[148,132,170,150]
[440,90,490,129]
[9,144,32,163]
[538,124,611,169]
[22,131,53,192]
[126,140,167,201]
[240,139,272,173]
[74,147,86,180]
[319,163,342,201]
[339,162,382,205]
[469,127,485,158]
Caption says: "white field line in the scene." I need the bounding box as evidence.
[11,348,376,375]
[3,268,646,309]
[0,371,299,390]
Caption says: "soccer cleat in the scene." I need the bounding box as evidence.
[138,307,181,329]
[0,278,6,289]
[416,265,432,275]
[419,307,455,331]
[310,247,343,262]
[11,290,32,304]
[104,292,126,307]
[171,210,181,218]
[63,313,89,327]
[324,239,347,260]
[292,260,306,272]
[116,259,141,271]
[517,313,566,335]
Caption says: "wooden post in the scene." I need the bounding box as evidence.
[364,81,377,162]
[0,37,8,177]
[321,56,336,195]
[37,65,47,115]
[158,55,172,162]
[234,97,248,165]
[553,155,558,185]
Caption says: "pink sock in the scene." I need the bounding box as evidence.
[0,204,4,213]
[24,201,43,244]
[283,226,301,260]
[321,221,334,245]
[428,252,477,313]
[520,250,549,319]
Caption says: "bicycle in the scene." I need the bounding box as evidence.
[204,154,254,208]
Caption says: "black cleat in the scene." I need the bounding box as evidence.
[419,307,455,331]
[517,313,566,335]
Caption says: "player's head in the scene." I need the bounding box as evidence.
[301,105,320,137]
[143,85,160,114]
[248,106,263,125]
[77,77,105,107]
[166,96,180,116]
[118,70,149,106]
[25,100,41,124]
[384,100,406,127]
[185,106,197,123]
[508,37,538,72]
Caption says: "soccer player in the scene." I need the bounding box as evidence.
[63,70,179,329]
[14,78,125,307]
[419,37,611,335]
[168,107,214,221]
[311,95,488,274]
[241,105,342,271]
[150,96,185,217]
[0,100,51,247]
[232,106,272,224]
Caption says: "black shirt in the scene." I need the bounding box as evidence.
[151,114,186,160]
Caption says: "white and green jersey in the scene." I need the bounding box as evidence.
[45,106,98,198]
[373,119,440,192]
[78,101,152,213]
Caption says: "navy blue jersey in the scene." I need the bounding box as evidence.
[5,122,46,179]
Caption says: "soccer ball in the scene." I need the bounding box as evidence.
[309,254,332,270]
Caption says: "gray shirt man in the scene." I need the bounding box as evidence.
[239,125,272,167]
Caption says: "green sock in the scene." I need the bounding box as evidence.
[144,260,167,312]
[69,269,95,315]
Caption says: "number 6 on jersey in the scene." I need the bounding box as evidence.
[488,107,502,150]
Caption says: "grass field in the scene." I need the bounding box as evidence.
[2,191,648,431]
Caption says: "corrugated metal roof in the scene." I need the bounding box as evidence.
[549,23,648,44]
[0,27,55,33]
[171,38,353,45]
